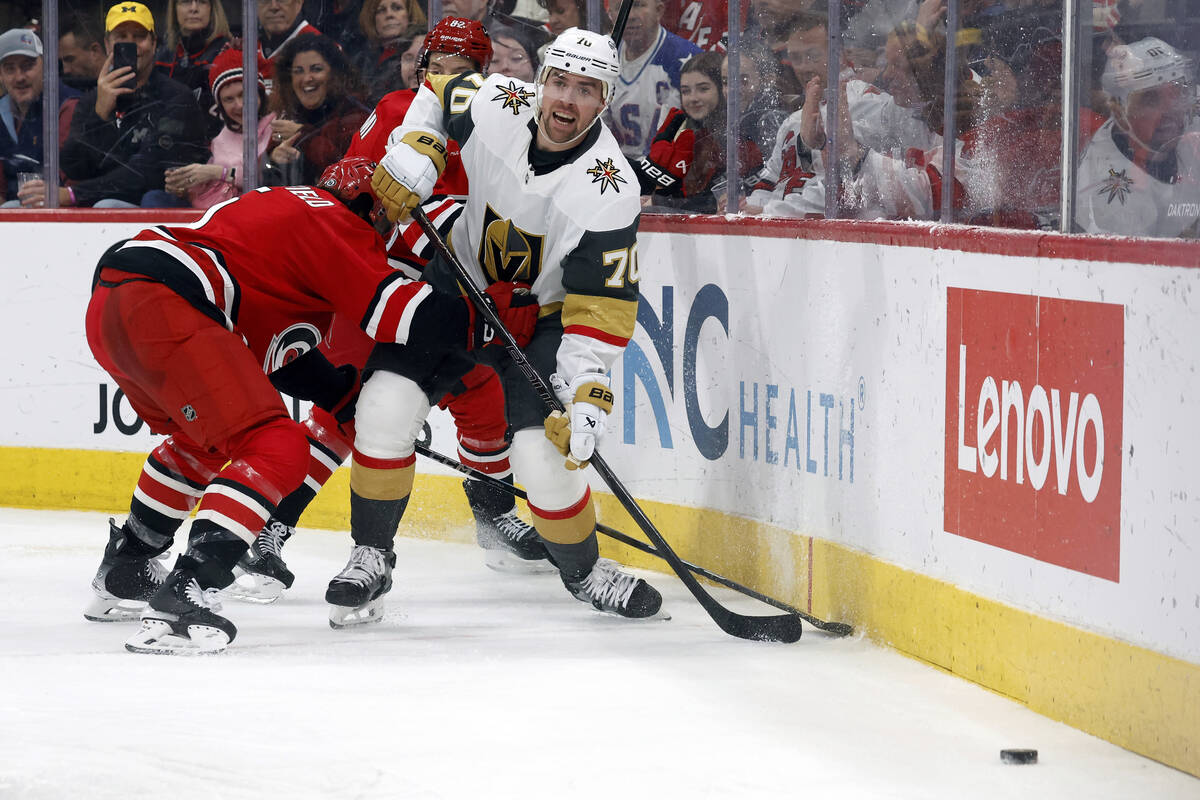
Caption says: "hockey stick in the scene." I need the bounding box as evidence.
[412,207,803,642]
[414,438,853,636]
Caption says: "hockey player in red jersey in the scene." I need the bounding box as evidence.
[84,156,539,654]
[231,18,552,607]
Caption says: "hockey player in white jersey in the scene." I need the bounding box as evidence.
[323,27,663,626]
[1075,37,1200,238]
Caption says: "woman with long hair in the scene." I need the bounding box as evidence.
[633,52,765,212]
[154,0,232,108]
[354,0,428,104]
[265,33,371,185]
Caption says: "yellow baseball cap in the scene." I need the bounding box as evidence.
[105,2,154,33]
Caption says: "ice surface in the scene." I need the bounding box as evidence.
[0,509,1195,799]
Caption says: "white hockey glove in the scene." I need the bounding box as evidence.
[544,373,613,470]
[373,131,447,222]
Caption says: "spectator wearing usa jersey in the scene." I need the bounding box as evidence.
[353,0,427,103]
[265,33,371,185]
[147,49,277,209]
[606,0,700,158]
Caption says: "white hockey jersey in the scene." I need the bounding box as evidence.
[389,72,643,381]
[1075,118,1200,238]
[607,27,702,158]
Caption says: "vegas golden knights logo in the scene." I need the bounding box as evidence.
[478,204,545,282]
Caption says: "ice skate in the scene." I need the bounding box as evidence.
[463,479,554,574]
[225,519,295,604]
[83,518,170,623]
[125,567,237,655]
[563,558,666,619]
[325,545,396,629]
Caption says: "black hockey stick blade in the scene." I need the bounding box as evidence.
[410,208,804,642]
[415,441,851,636]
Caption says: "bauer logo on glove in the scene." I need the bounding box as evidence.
[544,373,613,469]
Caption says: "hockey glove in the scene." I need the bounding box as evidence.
[373,131,448,222]
[544,373,613,469]
[268,348,359,424]
[466,282,539,350]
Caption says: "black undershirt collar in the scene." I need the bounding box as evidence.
[526,119,602,176]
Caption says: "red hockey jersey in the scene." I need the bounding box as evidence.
[95,186,432,373]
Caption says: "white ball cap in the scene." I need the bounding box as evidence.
[0,28,43,66]
[1102,37,1193,101]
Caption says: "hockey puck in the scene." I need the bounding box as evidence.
[1000,749,1038,765]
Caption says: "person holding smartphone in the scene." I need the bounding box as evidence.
[57,1,208,207]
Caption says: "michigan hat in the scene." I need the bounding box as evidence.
[105,2,155,33]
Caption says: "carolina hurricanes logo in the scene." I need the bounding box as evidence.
[1099,168,1134,205]
[492,80,534,115]
[587,157,627,195]
[263,323,322,373]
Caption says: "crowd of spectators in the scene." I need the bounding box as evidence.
[0,0,1196,238]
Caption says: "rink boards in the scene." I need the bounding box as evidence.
[0,211,1196,777]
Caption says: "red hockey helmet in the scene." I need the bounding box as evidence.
[418,17,492,74]
[317,156,386,228]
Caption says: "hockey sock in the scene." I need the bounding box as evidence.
[541,533,599,583]
[462,476,518,521]
[175,536,246,591]
[349,450,415,551]
[528,488,597,581]
[273,410,353,527]
[128,437,222,542]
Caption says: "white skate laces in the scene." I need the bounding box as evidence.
[184,577,224,612]
[337,545,388,585]
[492,510,536,544]
[258,521,291,558]
[578,559,639,609]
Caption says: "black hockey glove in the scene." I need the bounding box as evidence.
[268,348,360,424]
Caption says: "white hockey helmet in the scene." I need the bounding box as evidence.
[536,27,620,107]
[1101,37,1193,103]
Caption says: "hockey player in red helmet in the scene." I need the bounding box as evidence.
[315,155,390,234]
[228,22,554,612]
[82,161,541,653]
[417,16,492,75]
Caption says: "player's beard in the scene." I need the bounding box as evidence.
[538,105,599,148]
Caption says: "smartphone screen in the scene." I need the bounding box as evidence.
[112,41,138,82]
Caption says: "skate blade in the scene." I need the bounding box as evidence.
[124,619,230,655]
[581,603,672,622]
[222,573,286,604]
[83,595,146,623]
[328,599,386,629]
[482,550,558,575]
